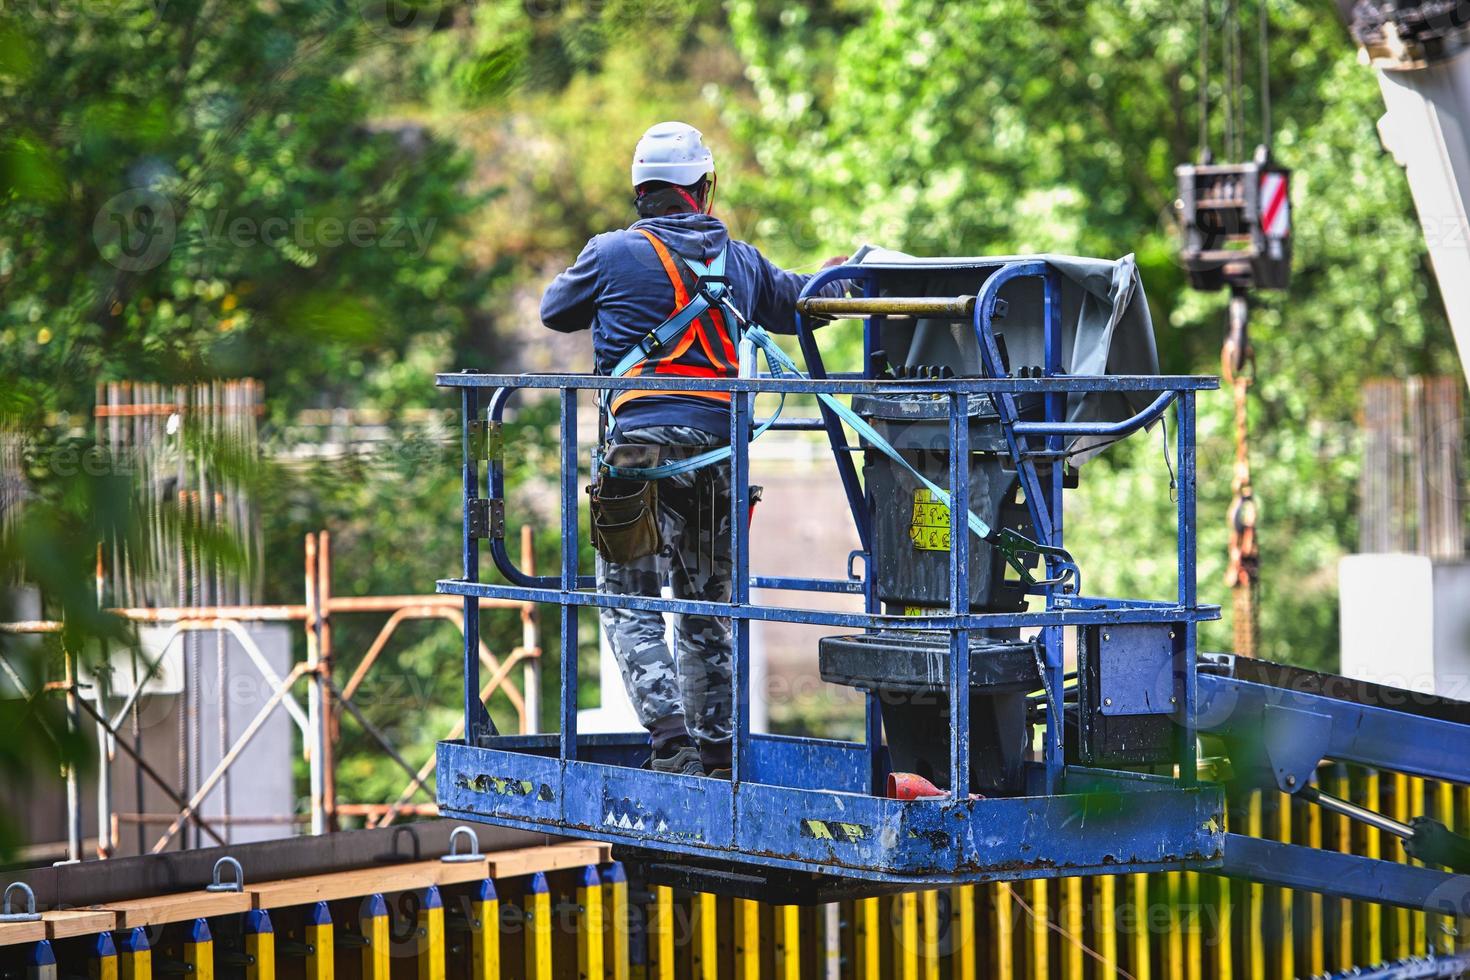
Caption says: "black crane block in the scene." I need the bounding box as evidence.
[1175,147,1292,293]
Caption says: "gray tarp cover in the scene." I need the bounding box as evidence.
[854,248,1161,460]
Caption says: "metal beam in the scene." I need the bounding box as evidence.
[1196,673,1470,785]
[1215,833,1470,914]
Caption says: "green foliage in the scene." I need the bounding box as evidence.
[725,0,1461,666]
[0,0,492,422]
[0,0,496,835]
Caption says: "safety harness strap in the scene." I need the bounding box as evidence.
[608,318,1078,590]
[608,232,732,382]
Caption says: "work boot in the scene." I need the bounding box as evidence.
[649,737,704,777]
[700,740,732,780]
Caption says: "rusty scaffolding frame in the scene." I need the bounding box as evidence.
[0,527,541,860]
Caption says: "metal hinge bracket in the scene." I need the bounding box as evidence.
[468,420,503,461]
[468,498,506,540]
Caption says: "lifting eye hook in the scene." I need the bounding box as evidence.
[205,856,244,893]
[0,882,39,922]
[442,825,484,863]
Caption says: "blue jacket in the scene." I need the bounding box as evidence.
[541,212,835,437]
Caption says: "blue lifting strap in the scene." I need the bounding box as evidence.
[602,262,1078,589]
[609,290,1079,588]
[607,246,730,384]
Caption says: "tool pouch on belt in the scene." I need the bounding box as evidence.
[589,445,664,564]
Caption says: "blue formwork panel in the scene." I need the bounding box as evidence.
[437,737,1224,885]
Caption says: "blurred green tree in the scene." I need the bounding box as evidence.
[724,0,1461,668]
[0,0,498,844]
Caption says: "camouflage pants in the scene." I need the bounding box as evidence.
[597,425,732,750]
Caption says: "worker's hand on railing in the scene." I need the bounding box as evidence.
[820,254,850,269]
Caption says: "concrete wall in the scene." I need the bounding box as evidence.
[1339,554,1470,699]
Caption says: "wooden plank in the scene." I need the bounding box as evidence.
[44,908,118,940]
[0,918,46,947]
[484,842,608,880]
[103,889,251,928]
[249,843,608,909]
[250,862,445,909]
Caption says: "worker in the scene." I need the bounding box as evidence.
[541,121,847,777]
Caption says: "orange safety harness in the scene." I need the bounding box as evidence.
[609,229,740,416]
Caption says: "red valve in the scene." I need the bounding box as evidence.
[886,772,948,801]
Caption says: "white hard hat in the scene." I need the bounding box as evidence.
[631,121,715,188]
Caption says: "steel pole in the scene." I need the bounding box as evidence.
[93,657,112,859]
[63,647,82,862]
[304,534,327,835]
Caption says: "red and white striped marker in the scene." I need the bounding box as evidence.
[1260,171,1290,238]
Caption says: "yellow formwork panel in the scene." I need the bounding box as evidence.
[360,894,390,980]
[1129,874,1150,980]
[1336,767,1356,972]
[1366,772,1384,966]
[1411,776,1428,955]
[1215,872,1234,980]
[1247,793,1265,980]
[118,928,151,980]
[1063,877,1084,980]
[1278,793,1295,980]
[1307,778,1325,978]
[244,911,274,980]
[418,885,445,980]
[524,873,552,980]
[183,920,213,980]
[1394,772,1412,960]
[952,885,977,980]
[604,864,630,980]
[305,901,333,980]
[690,892,717,980]
[1096,876,1119,980]
[1028,878,1049,980]
[1461,785,1470,953]
[648,885,675,980]
[468,880,500,980]
[733,898,759,980]
[919,890,940,980]
[773,904,800,980]
[89,933,118,980]
[897,891,918,980]
[996,883,1018,978]
[1164,872,1184,979]
[25,814,1470,980]
[1437,780,1459,955]
[854,895,881,980]
[577,866,603,980]
[1186,872,1203,980]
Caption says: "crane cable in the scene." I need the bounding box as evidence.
[1202,0,1273,658]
